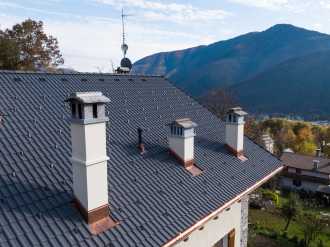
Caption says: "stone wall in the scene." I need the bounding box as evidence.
[240,195,249,247]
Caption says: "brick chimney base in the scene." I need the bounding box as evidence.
[169,149,202,176]
[169,149,194,168]
[225,144,244,157]
[73,198,118,234]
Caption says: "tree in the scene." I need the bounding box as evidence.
[281,192,302,231]
[291,124,316,155]
[300,213,324,247]
[294,141,317,155]
[201,88,237,119]
[244,118,262,142]
[0,19,64,71]
[0,31,20,70]
[261,119,286,137]
[277,127,296,152]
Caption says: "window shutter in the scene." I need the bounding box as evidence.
[228,229,235,247]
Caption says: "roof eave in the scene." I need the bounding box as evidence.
[161,165,284,247]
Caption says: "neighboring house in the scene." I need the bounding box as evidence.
[260,134,274,154]
[0,71,282,247]
[280,151,330,194]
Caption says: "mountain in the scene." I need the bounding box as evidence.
[132,24,330,97]
[230,51,330,118]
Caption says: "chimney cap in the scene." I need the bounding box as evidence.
[65,92,110,104]
[170,118,198,129]
[227,107,248,116]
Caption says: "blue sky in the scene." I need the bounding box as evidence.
[1,0,330,71]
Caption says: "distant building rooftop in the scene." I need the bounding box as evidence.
[281,152,330,174]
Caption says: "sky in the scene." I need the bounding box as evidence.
[1,0,330,72]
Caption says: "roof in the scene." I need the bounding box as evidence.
[171,118,197,129]
[281,152,330,174]
[66,92,110,104]
[0,71,282,247]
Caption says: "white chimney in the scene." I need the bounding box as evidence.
[66,92,111,225]
[225,107,248,157]
[168,118,197,167]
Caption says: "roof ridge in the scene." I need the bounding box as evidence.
[282,151,330,161]
[0,70,164,78]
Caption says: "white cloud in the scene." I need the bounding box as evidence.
[0,13,216,72]
[320,0,330,8]
[228,0,314,12]
[95,0,230,23]
[229,0,289,10]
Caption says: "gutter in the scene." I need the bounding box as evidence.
[162,165,284,247]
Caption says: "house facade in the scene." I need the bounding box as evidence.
[280,151,330,194]
[0,71,282,247]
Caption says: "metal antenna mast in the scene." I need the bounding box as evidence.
[121,8,129,58]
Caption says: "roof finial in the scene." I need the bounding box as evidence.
[121,8,128,58]
[116,8,133,74]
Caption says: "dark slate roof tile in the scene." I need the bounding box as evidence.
[0,72,282,246]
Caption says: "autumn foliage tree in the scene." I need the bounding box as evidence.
[0,19,64,71]
[243,118,330,156]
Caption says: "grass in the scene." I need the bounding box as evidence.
[249,190,330,247]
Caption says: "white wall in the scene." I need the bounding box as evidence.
[169,135,194,162]
[71,121,109,211]
[174,201,242,247]
[71,122,107,162]
[225,124,244,152]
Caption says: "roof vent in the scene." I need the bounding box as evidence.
[137,127,145,154]
[0,113,4,127]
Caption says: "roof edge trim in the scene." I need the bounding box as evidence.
[283,164,330,175]
[161,165,284,247]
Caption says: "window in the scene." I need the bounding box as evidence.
[93,104,98,118]
[78,104,83,119]
[71,103,76,117]
[179,127,183,136]
[228,229,235,247]
[213,229,235,247]
[228,114,232,122]
[293,179,302,187]
[233,115,237,122]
